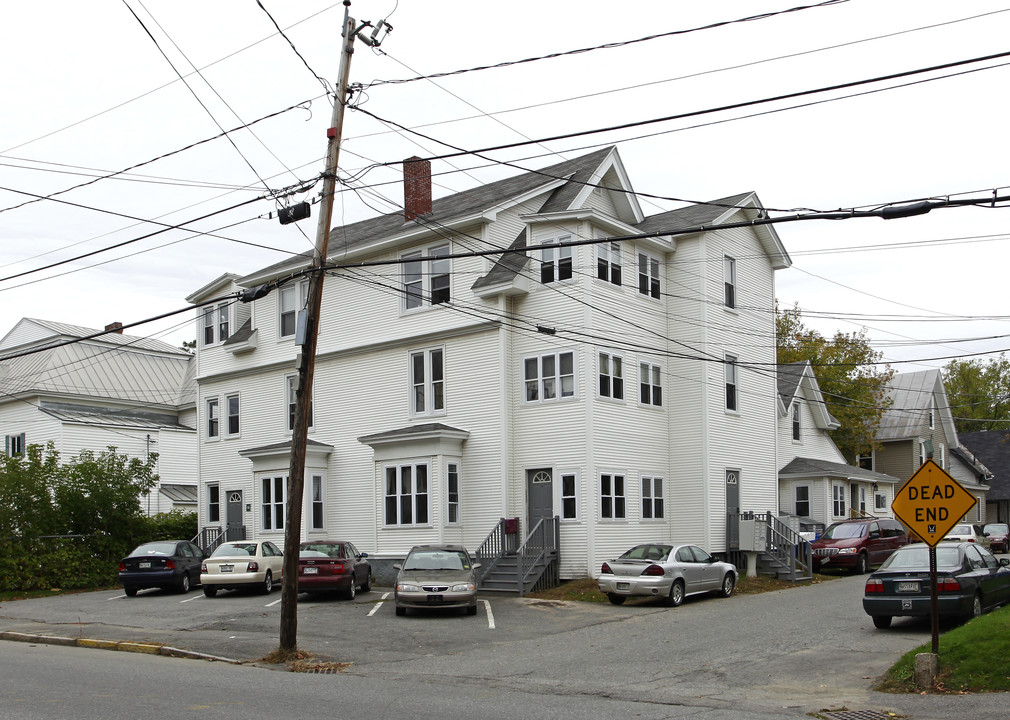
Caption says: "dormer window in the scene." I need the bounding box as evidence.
[541,237,573,284]
[203,303,230,346]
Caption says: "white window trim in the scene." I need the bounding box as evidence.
[206,397,220,440]
[598,351,625,401]
[409,346,446,417]
[791,401,801,442]
[874,492,887,510]
[832,483,847,518]
[724,255,737,310]
[557,469,579,522]
[278,280,308,340]
[225,393,240,438]
[795,485,811,517]
[641,474,664,521]
[596,239,622,286]
[540,235,574,285]
[446,460,461,526]
[523,349,577,404]
[383,461,432,527]
[639,361,663,408]
[207,483,220,524]
[261,475,286,533]
[637,251,661,299]
[286,374,313,433]
[725,354,739,414]
[599,470,627,521]
[309,474,325,532]
[4,432,26,457]
[202,302,230,347]
[402,243,451,312]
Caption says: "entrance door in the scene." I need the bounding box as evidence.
[527,469,554,533]
[850,485,859,519]
[226,490,244,540]
[726,470,740,551]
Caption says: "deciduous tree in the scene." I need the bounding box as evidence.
[942,354,1010,433]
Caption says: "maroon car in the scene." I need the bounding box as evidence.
[983,523,1010,554]
[298,541,371,599]
[811,517,909,574]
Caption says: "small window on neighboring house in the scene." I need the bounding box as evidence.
[226,394,240,436]
[859,486,867,513]
[286,375,313,432]
[792,402,801,441]
[938,443,945,469]
[640,362,663,406]
[600,473,626,519]
[524,351,576,402]
[446,463,460,525]
[560,472,578,520]
[206,398,219,438]
[642,476,664,519]
[4,433,25,457]
[597,240,622,285]
[261,476,286,531]
[202,303,230,346]
[403,244,452,310]
[832,484,846,517]
[637,253,661,298]
[725,355,739,412]
[207,484,220,523]
[410,348,445,416]
[279,281,308,338]
[919,440,927,466]
[875,492,887,510]
[928,402,935,430]
[310,475,324,530]
[795,486,810,517]
[724,256,737,309]
[541,237,573,284]
[857,454,873,471]
[599,352,624,400]
[384,463,429,526]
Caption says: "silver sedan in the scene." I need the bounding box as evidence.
[597,543,737,606]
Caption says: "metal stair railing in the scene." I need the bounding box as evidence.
[764,512,813,582]
[514,516,559,595]
[474,517,520,584]
[194,526,246,554]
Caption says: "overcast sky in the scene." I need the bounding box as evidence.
[2,0,1008,371]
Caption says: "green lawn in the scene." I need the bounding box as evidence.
[876,605,1010,693]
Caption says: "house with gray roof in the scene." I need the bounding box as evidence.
[0,318,197,515]
[186,146,794,588]
[955,430,1008,523]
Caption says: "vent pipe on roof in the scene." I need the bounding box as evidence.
[403,156,432,221]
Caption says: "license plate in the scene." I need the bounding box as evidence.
[138,562,151,569]
[616,582,630,590]
[303,567,318,574]
[897,581,919,593]
[220,565,233,573]
[427,594,443,603]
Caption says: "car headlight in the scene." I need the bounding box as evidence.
[837,548,856,554]
[397,583,420,592]
[451,583,476,593]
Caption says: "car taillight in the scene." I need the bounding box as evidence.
[642,564,665,576]
[165,559,176,569]
[600,562,613,574]
[247,562,259,572]
[200,561,207,572]
[118,562,126,572]
[938,578,961,592]
[865,578,884,593]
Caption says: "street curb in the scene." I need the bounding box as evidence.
[0,630,243,664]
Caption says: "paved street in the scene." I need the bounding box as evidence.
[2,574,1007,719]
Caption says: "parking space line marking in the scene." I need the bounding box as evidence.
[368,592,390,617]
[180,594,202,603]
[483,599,495,629]
[107,595,125,601]
[266,597,282,607]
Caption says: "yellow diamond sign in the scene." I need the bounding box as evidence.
[891,459,978,547]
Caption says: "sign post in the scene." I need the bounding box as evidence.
[890,459,977,654]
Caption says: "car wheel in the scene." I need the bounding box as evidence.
[261,571,273,594]
[719,573,735,598]
[361,575,372,593]
[969,593,983,620]
[395,606,406,616]
[124,586,138,597]
[203,585,218,598]
[666,580,685,607]
[855,553,869,575]
[607,593,626,605]
[345,576,357,601]
[466,604,478,616]
[177,573,191,594]
[872,615,892,629]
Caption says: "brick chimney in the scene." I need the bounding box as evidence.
[105,322,124,334]
[403,156,432,221]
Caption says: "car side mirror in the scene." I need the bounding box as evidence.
[360,552,368,558]
[868,531,880,540]
[473,562,482,569]
[1001,558,1010,567]
[393,563,401,570]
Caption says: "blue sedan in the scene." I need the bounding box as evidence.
[119,540,207,596]
[863,542,1010,628]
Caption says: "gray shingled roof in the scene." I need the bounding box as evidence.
[777,361,808,405]
[780,456,899,484]
[957,430,1010,501]
[358,422,468,445]
[877,370,942,441]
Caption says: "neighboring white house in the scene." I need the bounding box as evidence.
[0,318,197,515]
[776,361,900,532]
[187,146,794,579]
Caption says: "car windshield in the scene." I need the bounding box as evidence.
[881,545,961,570]
[403,550,469,571]
[212,542,257,557]
[984,524,1009,535]
[949,525,973,536]
[618,544,672,562]
[130,542,178,556]
[300,543,344,558]
[821,523,866,539]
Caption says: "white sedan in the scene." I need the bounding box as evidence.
[597,543,737,606]
[201,541,284,596]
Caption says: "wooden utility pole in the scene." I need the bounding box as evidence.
[279,0,357,652]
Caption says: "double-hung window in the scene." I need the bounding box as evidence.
[795,486,810,517]
[410,348,445,416]
[310,475,324,530]
[832,484,846,517]
[206,398,219,438]
[279,280,308,338]
[792,402,801,441]
[640,362,662,406]
[598,352,624,400]
[637,252,661,298]
[597,240,622,285]
[286,375,313,432]
[207,484,220,523]
[261,476,286,531]
[384,463,429,526]
[725,355,739,412]
[642,476,664,519]
[203,303,230,345]
[403,244,451,310]
[524,351,575,402]
[4,432,25,457]
[724,256,737,309]
[560,472,578,520]
[226,394,240,436]
[446,463,460,525]
[600,473,626,519]
[541,236,573,284]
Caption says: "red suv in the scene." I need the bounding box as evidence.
[811,518,909,574]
